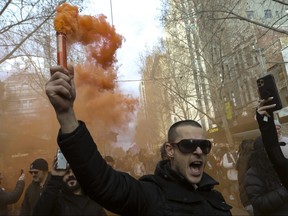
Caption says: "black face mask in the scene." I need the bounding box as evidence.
[62,175,81,193]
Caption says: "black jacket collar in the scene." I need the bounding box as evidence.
[154,160,219,191]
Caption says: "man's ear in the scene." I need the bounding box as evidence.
[165,143,175,158]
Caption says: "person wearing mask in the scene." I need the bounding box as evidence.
[222,145,239,203]
[0,171,25,216]
[33,160,106,216]
[44,65,232,215]
[20,158,50,216]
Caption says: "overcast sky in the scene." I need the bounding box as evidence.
[0,1,164,98]
[86,0,164,97]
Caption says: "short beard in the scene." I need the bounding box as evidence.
[62,176,81,193]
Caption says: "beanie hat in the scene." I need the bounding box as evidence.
[30,158,48,171]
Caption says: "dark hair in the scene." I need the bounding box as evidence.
[249,137,281,187]
[168,120,202,143]
[238,139,254,157]
[236,139,254,172]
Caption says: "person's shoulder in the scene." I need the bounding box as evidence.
[26,181,39,189]
[139,174,158,182]
[139,174,168,188]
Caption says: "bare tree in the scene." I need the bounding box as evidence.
[139,0,288,145]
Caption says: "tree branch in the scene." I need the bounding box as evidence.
[0,11,55,65]
[272,0,288,6]
[198,10,288,35]
[0,0,12,17]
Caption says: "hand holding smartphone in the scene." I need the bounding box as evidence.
[257,74,282,112]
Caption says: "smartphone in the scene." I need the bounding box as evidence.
[257,74,282,112]
[55,148,68,170]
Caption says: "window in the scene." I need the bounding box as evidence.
[279,71,285,81]
[231,92,237,107]
[246,11,255,19]
[22,100,33,109]
[243,46,253,66]
[219,72,223,83]
[264,10,272,18]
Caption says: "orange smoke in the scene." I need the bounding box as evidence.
[54,3,138,144]
[54,3,123,68]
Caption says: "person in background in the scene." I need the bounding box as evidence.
[0,170,25,216]
[44,65,232,215]
[256,97,288,190]
[104,156,116,168]
[274,119,288,158]
[244,136,288,216]
[236,139,254,215]
[20,158,50,216]
[222,145,239,203]
[132,154,146,179]
[33,160,107,216]
[204,146,217,180]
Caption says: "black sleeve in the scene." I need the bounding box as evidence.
[20,184,33,216]
[256,111,288,190]
[32,175,62,216]
[0,180,25,205]
[57,121,147,215]
[245,168,288,214]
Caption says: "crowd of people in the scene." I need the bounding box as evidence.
[1,66,288,215]
[1,123,288,215]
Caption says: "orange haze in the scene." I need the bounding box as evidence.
[54,3,138,142]
[54,3,123,68]
[0,3,138,181]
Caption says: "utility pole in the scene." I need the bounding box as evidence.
[110,0,114,26]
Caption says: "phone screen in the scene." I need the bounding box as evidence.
[55,148,68,170]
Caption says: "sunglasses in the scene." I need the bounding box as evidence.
[29,171,39,175]
[171,139,212,154]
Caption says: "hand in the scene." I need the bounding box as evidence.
[46,65,75,114]
[257,97,276,118]
[46,65,79,133]
[18,172,25,181]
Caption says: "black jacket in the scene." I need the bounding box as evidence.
[236,152,251,207]
[58,121,232,216]
[0,180,25,216]
[245,166,288,216]
[20,173,51,216]
[256,112,288,189]
[33,175,106,216]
